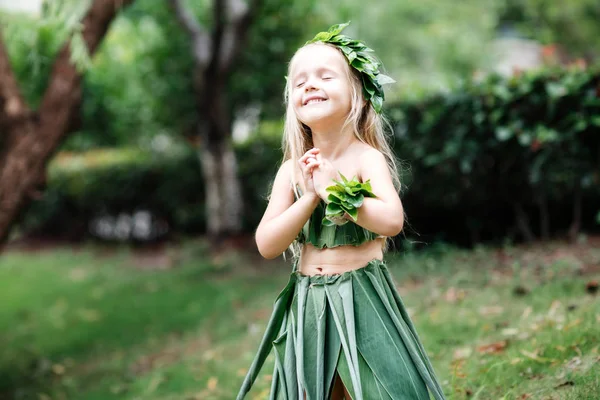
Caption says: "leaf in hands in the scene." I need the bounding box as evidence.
[325,203,344,216]
[347,193,364,208]
[327,191,351,203]
[326,184,345,195]
[345,207,359,222]
[321,217,336,227]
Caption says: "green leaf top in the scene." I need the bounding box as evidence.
[306,22,394,114]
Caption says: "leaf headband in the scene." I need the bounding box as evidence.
[305,22,394,114]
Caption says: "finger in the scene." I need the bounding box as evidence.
[299,150,317,163]
[305,160,320,170]
[304,148,320,158]
[298,159,317,176]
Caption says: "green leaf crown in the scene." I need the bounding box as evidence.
[306,22,394,114]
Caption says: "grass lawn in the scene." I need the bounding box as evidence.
[0,237,599,399]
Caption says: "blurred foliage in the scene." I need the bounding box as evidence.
[500,0,600,59]
[1,0,314,150]
[0,0,92,108]
[21,67,600,244]
[391,66,600,243]
[3,0,600,243]
[21,125,282,238]
[315,0,502,100]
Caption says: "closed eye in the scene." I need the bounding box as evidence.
[296,82,305,88]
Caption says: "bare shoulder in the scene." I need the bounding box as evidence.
[274,159,295,186]
[356,145,387,167]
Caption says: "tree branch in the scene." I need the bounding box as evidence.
[39,0,135,121]
[169,0,211,67]
[219,0,261,73]
[0,29,31,131]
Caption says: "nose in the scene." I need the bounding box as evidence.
[304,76,318,92]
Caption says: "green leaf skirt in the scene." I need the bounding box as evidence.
[237,259,446,400]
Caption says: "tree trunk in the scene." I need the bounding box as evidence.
[0,0,135,248]
[513,202,535,242]
[535,190,550,240]
[168,0,260,238]
[199,142,243,235]
[567,186,582,242]
[196,71,243,236]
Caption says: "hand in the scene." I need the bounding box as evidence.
[298,148,321,198]
[312,153,338,202]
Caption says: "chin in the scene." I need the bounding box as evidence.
[298,108,337,126]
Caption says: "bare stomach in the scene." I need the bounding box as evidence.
[298,238,385,276]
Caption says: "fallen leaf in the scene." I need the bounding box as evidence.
[52,364,65,375]
[453,347,473,360]
[478,306,504,317]
[555,380,575,389]
[207,376,218,391]
[547,300,561,318]
[586,280,598,294]
[444,287,466,303]
[513,285,529,296]
[502,328,519,336]
[563,318,582,331]
[477,340,508,354]
[521,349,550,363]
[521,306,533,319]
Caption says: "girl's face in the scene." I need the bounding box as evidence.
[289,44,353,129]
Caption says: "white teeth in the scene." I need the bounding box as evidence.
[305,99,326,105]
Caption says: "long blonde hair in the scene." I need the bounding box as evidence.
[280,43,401,258]
[282,42,400,194]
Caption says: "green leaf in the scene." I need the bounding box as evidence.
[351,194,365,208]
[327,22,350,35]
[371,95,383,113]
[321,217,336,227]
[327,192,350,203]
[325,203,343,216]
[377,74,396,85]
[346,207,358,221]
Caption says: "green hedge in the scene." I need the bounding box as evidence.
[22,133,282,240]
[390,66,600,244]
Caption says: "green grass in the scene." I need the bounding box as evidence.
[0,239,599,399]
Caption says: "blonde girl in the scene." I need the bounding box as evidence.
[237,23,446,400]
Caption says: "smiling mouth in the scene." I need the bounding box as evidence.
[304,98,327,106]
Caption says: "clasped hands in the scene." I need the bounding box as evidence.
[297,148,338,202]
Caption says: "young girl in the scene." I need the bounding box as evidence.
[237,23,446,400]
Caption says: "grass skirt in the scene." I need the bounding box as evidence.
[237,259,446,399]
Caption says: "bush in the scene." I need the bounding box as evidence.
[390,66,600,244]
[21,129,283,240]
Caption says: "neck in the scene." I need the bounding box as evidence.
[310,121,357,160]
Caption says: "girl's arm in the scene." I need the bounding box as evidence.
[255,159,320,259]
[353,149,404,237]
